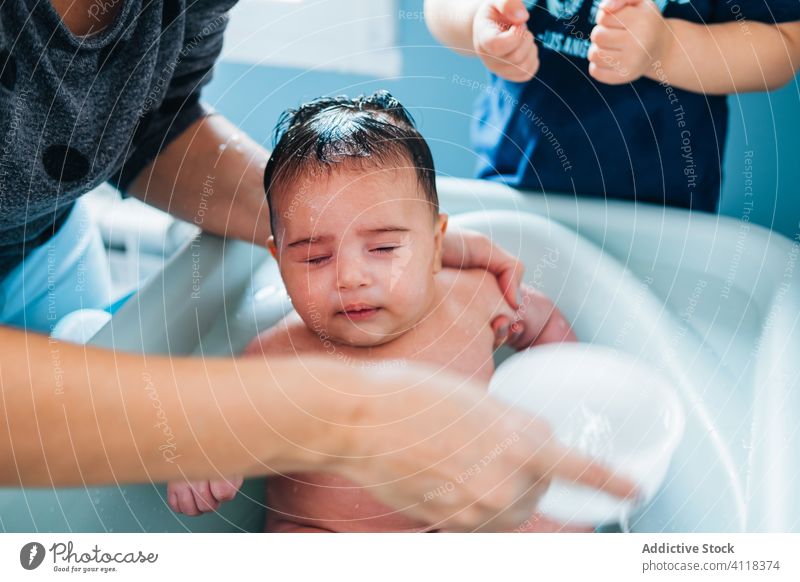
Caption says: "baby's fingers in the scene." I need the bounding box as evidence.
[599,0,642,13]
[171,483,201,516]
[210,477,243,503]
[478,23,529,58]
[590,24,628,50]
[490,0,531,25]
[191,480,221,513]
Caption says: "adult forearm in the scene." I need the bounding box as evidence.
[646,20,800,94]
[0,326,356,486]
[424,0,483,54]
[128,113,272,247]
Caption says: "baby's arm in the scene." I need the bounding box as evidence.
[589,0,800,93]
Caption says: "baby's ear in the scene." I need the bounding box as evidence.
[267,236,279,261]
[432,213,448,273]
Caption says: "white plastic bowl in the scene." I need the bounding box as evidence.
[489,343,686,527]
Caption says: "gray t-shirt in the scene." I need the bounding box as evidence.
[0,0,236,278]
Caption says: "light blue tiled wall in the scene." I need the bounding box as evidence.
[203,0,800,240]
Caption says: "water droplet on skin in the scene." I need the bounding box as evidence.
[218,144,227,153]
[235,144,243,152]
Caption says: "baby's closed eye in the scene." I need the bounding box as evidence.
[371,245,399,254]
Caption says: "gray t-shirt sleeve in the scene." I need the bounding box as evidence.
[108,3,230,194]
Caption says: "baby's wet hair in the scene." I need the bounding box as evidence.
[263,90,438,238]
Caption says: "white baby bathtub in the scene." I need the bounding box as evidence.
[2,177,797,532]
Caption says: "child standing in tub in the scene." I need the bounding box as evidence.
[426,0,800,212]
[167,91,578,531]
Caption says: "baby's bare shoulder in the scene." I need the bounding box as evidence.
[243,312,317,357]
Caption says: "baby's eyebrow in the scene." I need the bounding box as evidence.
[286,235,331,248]
[359,226,411,235]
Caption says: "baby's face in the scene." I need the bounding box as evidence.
[269,165,447,347]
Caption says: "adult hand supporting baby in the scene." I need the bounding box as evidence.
[442,226,525,309]
[472,0,540,82]
[492,284,578,348]
[334,362,638,531]
[588,0,673,85]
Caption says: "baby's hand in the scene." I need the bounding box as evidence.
[597,0,642,11]
[473,0,539,82]
[167,477,243,516]
[493,285,577,349]
[588,0,672,85]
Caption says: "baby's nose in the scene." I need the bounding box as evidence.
[336,257,371,289]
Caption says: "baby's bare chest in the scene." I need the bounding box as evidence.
[323,308,497,385]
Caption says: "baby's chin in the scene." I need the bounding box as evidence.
[322,317,407,348]
[324,327,396,348]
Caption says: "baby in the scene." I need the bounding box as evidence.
[167,91,577,531]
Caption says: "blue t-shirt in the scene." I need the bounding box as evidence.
[472,0,800,211]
